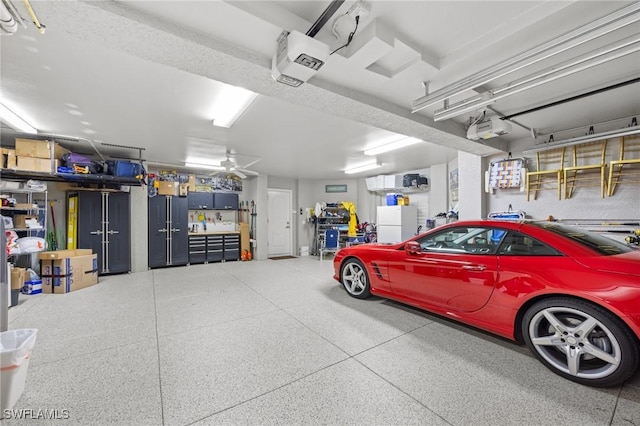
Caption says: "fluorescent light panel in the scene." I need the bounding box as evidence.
[0,103,37,134]
[184,161,225,171]
[210,84,259,128]
[364,137,423,155]
[344,162,381,174]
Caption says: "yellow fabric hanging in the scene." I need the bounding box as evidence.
[341,201,357,237]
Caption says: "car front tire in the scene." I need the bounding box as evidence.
[522,297,639,387]
[340,258,371,299]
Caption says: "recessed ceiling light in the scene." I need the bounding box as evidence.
[68,110,83,116]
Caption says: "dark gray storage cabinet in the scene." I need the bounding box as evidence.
[188,192,214,210]
[188,233,240,264]
[75,191,130,275]
[148,195,188,268]
[213,193,238,210]
[224,233,240,260]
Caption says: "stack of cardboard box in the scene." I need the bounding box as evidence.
[14,138,69,173]
[38,249,99,294]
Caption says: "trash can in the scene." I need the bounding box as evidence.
[0,329,38,414]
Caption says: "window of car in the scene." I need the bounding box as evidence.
[530,222,635,255]
[496,231,563,256]
[417,226,507,255]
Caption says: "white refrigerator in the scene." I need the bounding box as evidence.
[376,205,418,243]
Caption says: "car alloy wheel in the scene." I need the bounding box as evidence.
[340,259,371,299]
[522,298,639,387]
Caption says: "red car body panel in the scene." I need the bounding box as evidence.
[333,220,640,341]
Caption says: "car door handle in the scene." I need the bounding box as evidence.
[462,265,486,271]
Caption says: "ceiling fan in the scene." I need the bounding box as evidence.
[215,151,260,179]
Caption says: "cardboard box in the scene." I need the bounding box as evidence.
[13,214,39,228]
[15,138,69,159]
[40,253,98,294]
[178,183,189,197]
[158,181,176,196]
[239,222,250,253]
[16,156,59,173]
[10,267,26,290]
[188,174,196,191]
[38,249,92,260]
[1,148,16,169]
[14,203,37,210]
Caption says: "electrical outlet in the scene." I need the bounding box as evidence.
[347,1,369,18]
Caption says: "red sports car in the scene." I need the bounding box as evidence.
[333,220,640,387]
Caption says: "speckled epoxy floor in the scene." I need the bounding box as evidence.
[5,256,640,425]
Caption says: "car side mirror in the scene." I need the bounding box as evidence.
[405,241,421,255]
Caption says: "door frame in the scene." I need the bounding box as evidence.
[267,188,293,257]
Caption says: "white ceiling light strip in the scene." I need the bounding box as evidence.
[344,162,381,174]
[209,85,259,128]
[412,2,640,113]
[434,36,640,121]
[364,137,423,155]
[0,102,37,134]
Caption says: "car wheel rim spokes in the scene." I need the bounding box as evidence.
[343,263,366,295]
[529,307,621,379]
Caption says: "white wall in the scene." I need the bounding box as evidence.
[486,138,640,220]
[457,152,486,220]
[296,178,359,252]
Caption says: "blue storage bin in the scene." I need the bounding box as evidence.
[386,193,400,206]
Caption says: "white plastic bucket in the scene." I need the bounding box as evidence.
[0,329,38,414]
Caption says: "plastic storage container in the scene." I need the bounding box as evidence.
[0,329,38,414]
[386,193,400,206]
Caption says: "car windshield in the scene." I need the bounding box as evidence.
[531,222,635,255]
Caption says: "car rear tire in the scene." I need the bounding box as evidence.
[340,259,371,299]
[522,297,639,387]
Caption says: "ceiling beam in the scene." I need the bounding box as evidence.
[39,0,505,156]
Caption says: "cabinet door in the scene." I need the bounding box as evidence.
[170,196,189,265]
[77,192,104,270]
[148,195,169,268]
[106,192,131,274]
[214,193,238,210]
[188,192,214,209]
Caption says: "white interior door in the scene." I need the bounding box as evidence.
[267,189,292,257]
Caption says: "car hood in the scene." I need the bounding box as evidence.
[574,250,640,278]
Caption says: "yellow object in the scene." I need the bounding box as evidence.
[403,195,410,205]
[341,201,358,238]
[397,196,404,206]
[67,194,78,249]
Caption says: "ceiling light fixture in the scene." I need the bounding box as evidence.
[522,125,640,154]
[344,162,381,174]
[434,36,640,122]
[0,103,38,134]
[364,137,423,155]
[412,2,640,113]
[184,161,225,171]
[209,85,259,128]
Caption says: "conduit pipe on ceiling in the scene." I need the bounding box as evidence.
[412,2,640,113]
